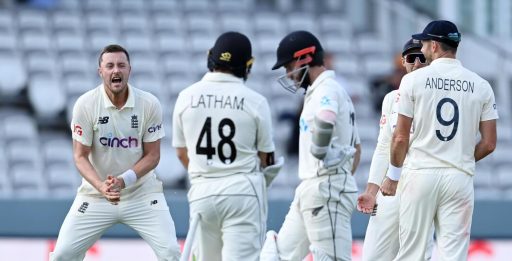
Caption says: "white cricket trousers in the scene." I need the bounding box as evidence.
[50,192,181,261]
[277,174,358,261]
[362,190,434,261]
[188,172,267,261]
[394,169,474,261]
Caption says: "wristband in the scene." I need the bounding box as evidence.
[120,169,137,188]
[386,164,402,181]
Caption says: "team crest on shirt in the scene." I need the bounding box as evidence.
[131,115,138,128]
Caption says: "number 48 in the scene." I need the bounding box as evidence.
[196,117,237,164]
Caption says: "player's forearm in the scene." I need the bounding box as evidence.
[74,155,103,191]
[474,140,496,162]
[367,140,390,185]
[132,150,160,178]
[390,133,409,167]
[365,182,380,197]
[176,147,189,169]
[475,119,497,162]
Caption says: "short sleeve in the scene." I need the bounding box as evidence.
[317,88,339,114]
[172,94,187,148]
[143,98,165,143]
[255,99,275,153]
[481,82,499,121]
[71,98,93,146]
[397,74,414,118]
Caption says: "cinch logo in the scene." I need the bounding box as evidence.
[99,135,138,148]
[148,123,162,133]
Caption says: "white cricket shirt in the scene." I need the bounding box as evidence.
[298,70,359,181]
[398,58,498,175]
[367,90,416,185]
[172,72,275,179]
[71,84,165,197]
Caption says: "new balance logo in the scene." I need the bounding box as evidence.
[312,206,323,216]
[78,202,89,213]
[150,200,158,205]
[98,116,109,124]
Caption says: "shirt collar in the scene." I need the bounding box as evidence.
[306,70,335,96]
[101,84,135,109]
[201,72,244,84]
[430,57,461,66]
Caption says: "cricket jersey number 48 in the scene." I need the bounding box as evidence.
[196,117,237,164]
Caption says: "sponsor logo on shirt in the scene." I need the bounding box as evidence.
[99,133,139,148]
[73,124,83,136]
[147,123,162,133]
[98,116,109,124]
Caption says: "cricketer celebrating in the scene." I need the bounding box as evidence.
[51,44,180,261]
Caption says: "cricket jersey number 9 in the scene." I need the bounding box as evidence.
[196,117,237,164]
[435,98,459,142]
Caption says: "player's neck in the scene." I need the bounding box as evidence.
[106,87,129,109]
[308,66,326,84]
[433,51,456,60]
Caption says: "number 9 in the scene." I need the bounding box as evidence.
[435,98,459,142]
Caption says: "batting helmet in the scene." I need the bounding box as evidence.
[272,30,324,70]
[207,32,254,80]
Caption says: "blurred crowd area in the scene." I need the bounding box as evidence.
[0,0,511,200]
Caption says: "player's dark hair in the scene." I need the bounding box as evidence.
[98,44,131,66]
[208,63,250,80]
[437,41,457,54]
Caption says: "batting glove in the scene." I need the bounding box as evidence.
[262,157,284,187]
[323,144,356,169]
